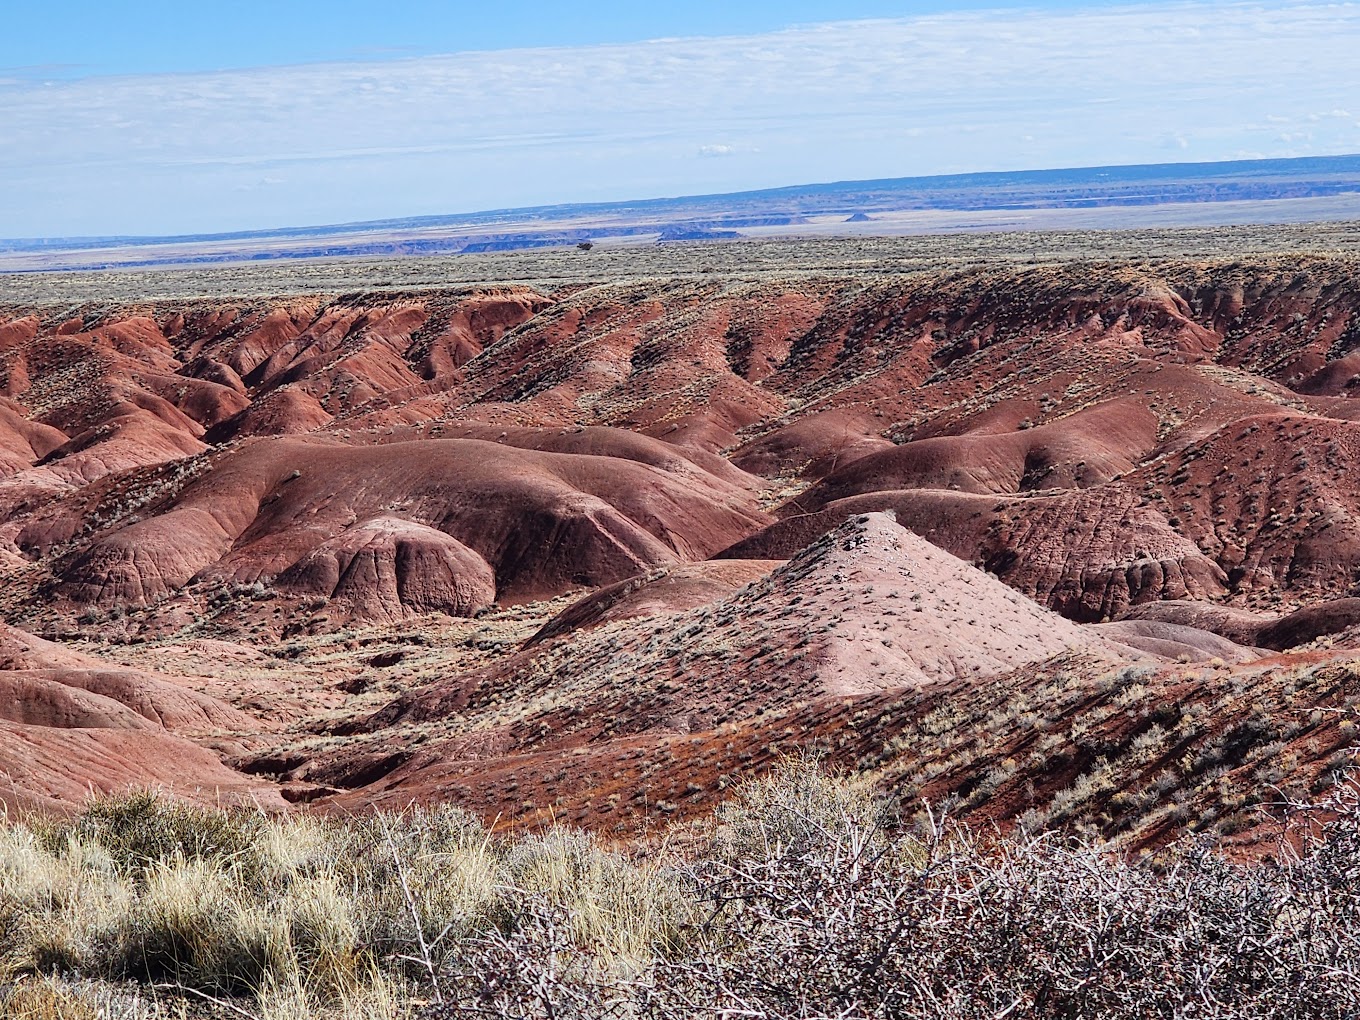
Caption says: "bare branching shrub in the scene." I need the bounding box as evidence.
[442,898,637,1019]
[663,823,1360,1019]
[431,761,1360,1020]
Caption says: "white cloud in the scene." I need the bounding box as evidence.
[3,0,1360,235]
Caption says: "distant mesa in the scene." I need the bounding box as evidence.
[7,152,1360,274]
[656,226,742,243]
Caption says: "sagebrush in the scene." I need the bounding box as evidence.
[3,758,1360,1018]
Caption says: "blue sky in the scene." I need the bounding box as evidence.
[2,1,1134,77]
[2,1,1359,238]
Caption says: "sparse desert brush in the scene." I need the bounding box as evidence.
[8,765,1360,1018]
[0,823,128,977]
[710,749,891,862]
[324,805,502,970]
[257,967,411,1020]
[442,765,1360,1020]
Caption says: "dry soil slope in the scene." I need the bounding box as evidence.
[49,433,770,619]
[313,513,1132,811]
[0,624,283,814]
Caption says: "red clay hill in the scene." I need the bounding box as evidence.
[4,252,1360,843]
[0,623,282,814]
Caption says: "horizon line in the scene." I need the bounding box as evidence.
[7,150,1359,248]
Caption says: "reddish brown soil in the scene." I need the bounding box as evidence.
[363,513,1120,732]
[4,254,1360,845]
[0,624,282,814]
[525,559,781,645]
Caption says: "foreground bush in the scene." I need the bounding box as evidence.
[2,796,681,1018]
[4,761,1360,1018]
[442,762,1360,1019]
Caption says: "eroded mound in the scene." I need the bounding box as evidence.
[1091,619,1262,663]
[277,517,496,622]
[527,559,781,645]
[51,434,769,615]
[788,399,1157,507]
[723,486,1227,621]
[310,513,1129,813]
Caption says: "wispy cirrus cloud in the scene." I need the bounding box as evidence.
[3,1,1359,236]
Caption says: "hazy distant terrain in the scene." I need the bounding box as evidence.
[6,218,1360,306]
[3,154,1358,275]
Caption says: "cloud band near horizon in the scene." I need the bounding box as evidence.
[2,0,1358,237]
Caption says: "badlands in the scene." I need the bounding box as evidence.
[4,227,1360,849]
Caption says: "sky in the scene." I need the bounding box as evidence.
[2,0,1359,238]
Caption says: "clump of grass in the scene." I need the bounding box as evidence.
[40,790,267,875]
[711,750,890,862]
[111,857,278,994]
[1,792,685,1016]
[502,828,688,960]
[0,977,97,1020]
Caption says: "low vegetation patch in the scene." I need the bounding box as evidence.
[3,758,1360,1018]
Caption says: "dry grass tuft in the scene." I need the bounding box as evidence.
[0,792,683,1018]
[0,977,97,1020]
